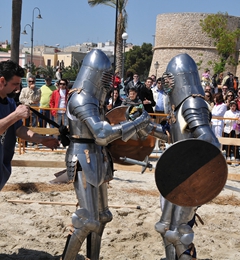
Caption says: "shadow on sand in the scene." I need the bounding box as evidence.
[0,248,85,260]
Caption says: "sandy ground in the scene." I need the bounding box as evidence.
[0,150,240,260]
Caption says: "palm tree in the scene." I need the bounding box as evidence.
[88,0,128,77]
[11,0,22,63]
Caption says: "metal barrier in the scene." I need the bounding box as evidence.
[12,111,240,182]
[16,111,240,163]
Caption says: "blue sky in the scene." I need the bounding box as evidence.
[0,0,239,48]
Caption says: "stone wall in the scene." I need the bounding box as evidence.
[150,13,240,79]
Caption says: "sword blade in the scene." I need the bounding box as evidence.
[224,184,240,193]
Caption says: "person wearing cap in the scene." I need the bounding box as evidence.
[223,100,240,161]
[39,76,57,127]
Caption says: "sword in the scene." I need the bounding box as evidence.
[120,156,155,174]
[224,184,240,193]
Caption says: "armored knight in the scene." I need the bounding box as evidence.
[62,49,152,260]
[155,53,221,260]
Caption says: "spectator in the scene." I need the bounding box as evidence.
[217,72,224,87]
[138,77,156,114]
[39,76,57,127]
[122,87,142,106]
[123,71,133,91]
[233,76,239,95]
[235,89,240,111]
[26,68,32,79]
[35,71,40,79]
[201,69,211,90]
[221,85,229,101]
[153,78,164,113]
[113,69,122,90]
[152,77,169,124]
[222,72,230,87]
[202,69,211,81]
[0,60,58,190]
[151,74,157,88]
[225,73,234,92]
[106,88,122,111]
[225,90,235,110]
[55,67,62,80]
[211,73,218,94]
[204,82,212,93]
[204,90,214,111]
[124,73,143,96]
[49,79,69,126]
[211,93,227,138]
[152,77,171,148]
[19,75,41,127]
[223,100,240,161]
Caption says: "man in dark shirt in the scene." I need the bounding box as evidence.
[139,77,156,113]
[0,60,58,190]
[125,73,143,96]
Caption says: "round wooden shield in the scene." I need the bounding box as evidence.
[155,139,228,207]
[105,106,156,165]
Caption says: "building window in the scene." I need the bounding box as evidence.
[47,59,51,66]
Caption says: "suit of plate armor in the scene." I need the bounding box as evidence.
[155,54,220,260]
[62,49,151,260]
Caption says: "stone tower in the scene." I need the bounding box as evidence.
[150,13,240,79]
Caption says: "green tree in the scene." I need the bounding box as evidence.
[200,12,240,74]
[124,43,153,81]
[37,66,55,78]
[88,0,128,76]
[62,66,81,81]
[11,0,22,63]
[24,63,38,77]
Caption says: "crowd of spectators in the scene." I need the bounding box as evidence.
[17,68,240,159]
[15,72,73,147]
[201,70,240,162]
[105,69,240,161]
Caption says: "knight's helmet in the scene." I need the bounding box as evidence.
[162,53,204,109]
[72,49,113,101]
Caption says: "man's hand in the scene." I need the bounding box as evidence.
[15,105,30,119]
[126,104,144,121]
[40,136,59,150]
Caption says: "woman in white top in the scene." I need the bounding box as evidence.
[223,100,240,160]
[211,93,227,138]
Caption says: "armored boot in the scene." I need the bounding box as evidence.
[62,208,99,260]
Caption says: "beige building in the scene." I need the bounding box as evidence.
[21,42,114,69]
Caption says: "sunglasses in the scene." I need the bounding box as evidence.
[59,83,66,86]
[205,95,210,97]
[227,95,233,97]
[28,80,35,83]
